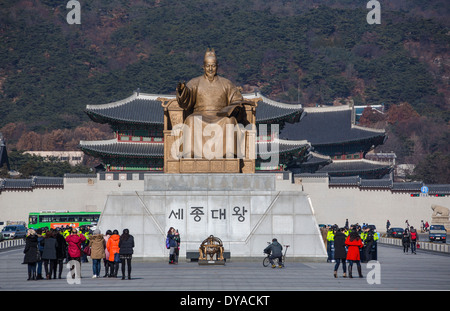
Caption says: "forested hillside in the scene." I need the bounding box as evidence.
[0,0,448,182]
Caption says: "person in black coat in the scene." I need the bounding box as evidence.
[41,230,58,279]
[333,228,347,278]
[118,229,135,280]
[402,228,411,253]
[55,228,67,279]
[23,229,39,280]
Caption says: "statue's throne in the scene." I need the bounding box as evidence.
[159,97,258,173]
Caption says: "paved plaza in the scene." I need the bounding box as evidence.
[1,243,449,292]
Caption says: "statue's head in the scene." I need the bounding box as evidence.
[203,48,217,80]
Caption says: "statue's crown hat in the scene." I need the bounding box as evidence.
[204,48,217,63]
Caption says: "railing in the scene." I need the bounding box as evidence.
[379,237,449,253]
[0,239,25,250]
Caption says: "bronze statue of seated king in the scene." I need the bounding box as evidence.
[160,49,259,173]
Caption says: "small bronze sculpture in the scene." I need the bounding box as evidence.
[199,235,224,262]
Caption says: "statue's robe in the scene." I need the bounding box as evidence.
[176,74,246,159]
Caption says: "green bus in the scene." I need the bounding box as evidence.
[28,210,101,230]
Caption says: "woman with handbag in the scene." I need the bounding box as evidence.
[118,229,135,280]
[89,229,105,278]
[106,229,121,278]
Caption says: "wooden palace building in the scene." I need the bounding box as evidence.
[80,91,390,178]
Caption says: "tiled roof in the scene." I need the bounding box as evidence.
[279,106,385,145]
[2,178,33,190]
[33,176,64,187]
[80,139,310,158]
[329,176,361,186]
[317,159,393,175]
[428,184,450,194]
[80,139,164,157]
[301,151,332,166]
[85,93,166,125]
[84,92,304,126]
[64,174,97,179]
[391,182,423,191]
[359,178,393,188]
[245,92,303,124]
[0,176,64,192]
[325,175,450,193]
[295,172,330,178]
[257,139,310,156]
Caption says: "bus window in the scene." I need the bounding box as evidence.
[40,216,50,223]
[29,216,37,225]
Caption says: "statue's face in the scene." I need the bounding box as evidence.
[203,60,217,79]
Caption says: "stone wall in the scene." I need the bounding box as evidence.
[299,175,450,231]
[1,172,449,239]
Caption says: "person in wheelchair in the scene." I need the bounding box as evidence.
[264,238,283,268]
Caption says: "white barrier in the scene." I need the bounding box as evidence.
[0,238,26,249]
[379,237,449,253]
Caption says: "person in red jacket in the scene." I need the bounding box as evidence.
[345,230,363,278]
[66,228,86,261]
[65,228,86,278]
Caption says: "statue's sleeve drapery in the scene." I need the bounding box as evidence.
[218,81,245,117]
[176,80,197,111]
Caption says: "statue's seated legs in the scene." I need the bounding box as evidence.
[182,114,240,159]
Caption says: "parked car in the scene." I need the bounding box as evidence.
[387,227,404,238]
[429,225,447,243]
[1,225,27,240]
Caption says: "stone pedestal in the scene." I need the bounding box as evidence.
[431,216,450,229]
[97,173,327,261]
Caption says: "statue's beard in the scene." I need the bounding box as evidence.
[205,71,216,81]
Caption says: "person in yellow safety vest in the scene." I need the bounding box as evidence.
[83,230,90,241]
[326,226,336,263]
[344,228,349,237]
[359,227,367,262]
[373,229,379,261]
[362,227,376,263]
[361,231,366,241]
[63,227,71,239]
[327,228,335,241]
